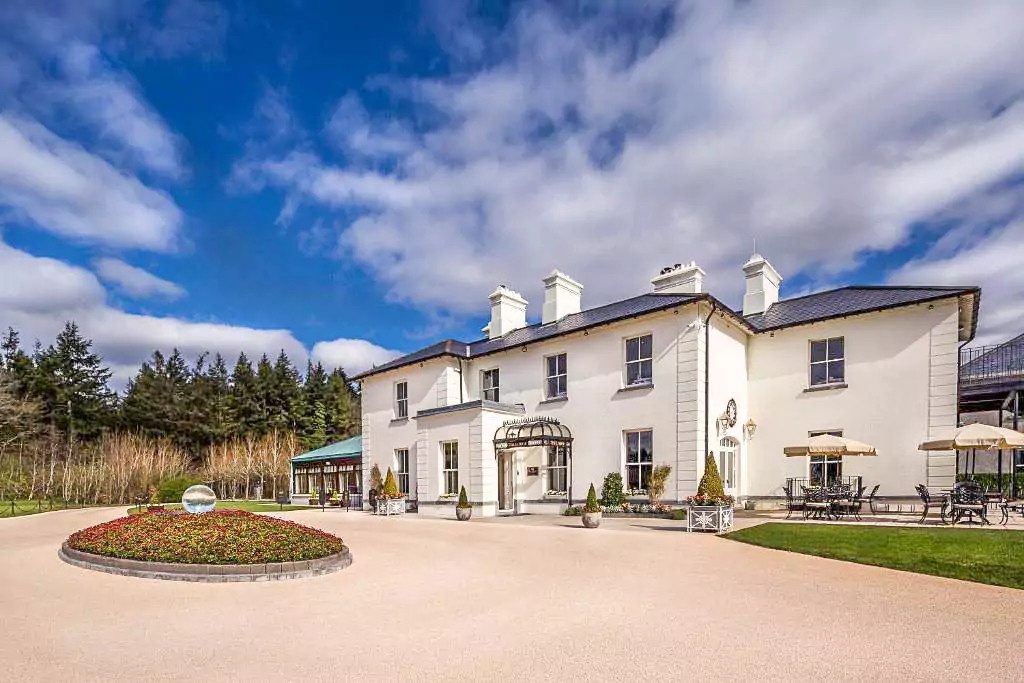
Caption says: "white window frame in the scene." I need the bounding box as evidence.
[808,430,843,486]
[441,441,459,496]
[718,437,739,490]
[809,337,845,387]
[481,368,500,402]
[394,380,408,419]
[545,353,567,399]
[624,334,653,387]
[624,429,653,494]
[546,445,568,495]
[394,448,409,495]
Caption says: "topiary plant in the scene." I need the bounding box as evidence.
[583,483,601,513]
[457,485,470,509]
[382,467,401,499]
[696,451,725,500]
[648,463,672,502]
[600,471,625,507]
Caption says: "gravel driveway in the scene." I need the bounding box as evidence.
[2,507,1020,682]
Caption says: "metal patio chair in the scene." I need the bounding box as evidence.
[914,484,948,524]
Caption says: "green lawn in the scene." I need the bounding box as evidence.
[725,523,1024,590]
[0,499,100,518]
[128,500,312,515]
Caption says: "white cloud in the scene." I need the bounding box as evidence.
[0,240,106,314]
[93,257,186,300]
[0,238,396,388]
[0,115,182,251]
[312,338,402,376]
[239,1,1024,324]
[53,42,185,178]
[890,220,1024,347]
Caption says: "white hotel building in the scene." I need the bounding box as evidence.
[353,255,980,517]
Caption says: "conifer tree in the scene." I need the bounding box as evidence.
[229,352,261,437]
[31,322,114,439]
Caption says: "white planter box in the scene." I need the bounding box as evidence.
[375,498,406,516]
[686,504,733,532]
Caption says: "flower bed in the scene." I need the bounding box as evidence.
[564,502,686,519]
[67,510,345,564]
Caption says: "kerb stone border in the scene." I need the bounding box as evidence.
[58,542,352,582]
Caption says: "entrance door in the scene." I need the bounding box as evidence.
[498,452,514,511]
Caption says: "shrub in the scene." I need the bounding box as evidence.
[600,472,625,507]
[382,468,401,499]
[563,505,583,516]
[648,463,672,502]
[696,451,725,500]
[457,486,470,509]
[583,483,601,513]
[156,476,203,504]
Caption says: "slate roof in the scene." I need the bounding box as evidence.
[743,286,979,332]
[290,435,361,463]
[353,292,707,380]
[353,285,980,382]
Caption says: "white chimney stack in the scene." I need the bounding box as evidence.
[487,285,528,339]
[650,261,705,294]
[542,270,583,324]
[742,253,782,316]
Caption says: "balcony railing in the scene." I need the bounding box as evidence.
[960,339,1024,386]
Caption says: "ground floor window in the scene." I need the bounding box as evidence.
[809,430,843,486]
[394,448,410,495]
[624,429,653,493]
[442,441,459,496]
[546,445,567,495]
[292,463,361,495]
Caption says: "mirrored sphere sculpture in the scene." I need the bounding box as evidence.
[182,484,217,514]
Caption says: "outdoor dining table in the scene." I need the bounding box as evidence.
[802,486,861,521]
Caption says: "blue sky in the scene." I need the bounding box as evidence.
[2,1,1023,386]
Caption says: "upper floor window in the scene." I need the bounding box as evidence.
[810,337,845,386]
[625,334,653,386]
[545,353,567,398]
[395,381,408,418]
[482,368,500,402]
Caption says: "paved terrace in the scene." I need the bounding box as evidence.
[2,508,1022,682]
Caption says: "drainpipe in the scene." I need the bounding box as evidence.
[703,301,717,460]
[457,354,465,404]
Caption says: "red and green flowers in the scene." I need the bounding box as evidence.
[67,510,345,564]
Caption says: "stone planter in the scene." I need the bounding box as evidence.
[581,511,602,528]
[456,506,472,521]
[685,504,733,532]
[375,498,405,516]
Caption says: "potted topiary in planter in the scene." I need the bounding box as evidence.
[582,484,602,528]
[455,486,472,521]
[375,467,406,516]
[684,452,735,532]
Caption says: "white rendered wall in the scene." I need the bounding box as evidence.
[704,313,751,494]
[464,306,701,503]
[747,300,960,498]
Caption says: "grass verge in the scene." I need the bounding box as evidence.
[128,500,311,515]
[725,522,1024,590]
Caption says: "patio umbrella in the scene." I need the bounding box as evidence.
[918,423,1024,451]
[918,423,1024,487]
[783,434,878,456]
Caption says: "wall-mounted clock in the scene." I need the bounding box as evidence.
[725,398,738,427]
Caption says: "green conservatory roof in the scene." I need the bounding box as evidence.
[290,435,362,464]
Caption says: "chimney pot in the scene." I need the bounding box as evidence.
[742,253,783,316]
[651,261,705,294]
[487,286,528,339]
[542,270,583,324]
